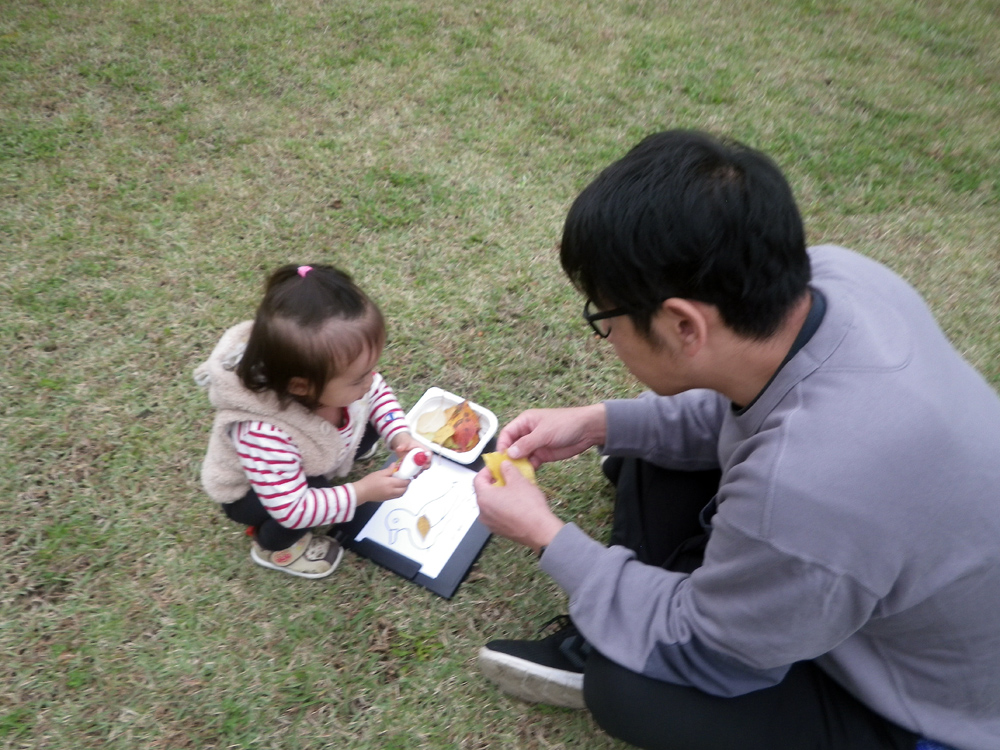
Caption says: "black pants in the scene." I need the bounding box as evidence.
[222,423,380,550]
[587,457,920,750]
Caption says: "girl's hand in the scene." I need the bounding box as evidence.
[354,466,411,505]
[390,432,422,460]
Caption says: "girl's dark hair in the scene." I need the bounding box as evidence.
[236,265,386,409]
[560,130,810,340]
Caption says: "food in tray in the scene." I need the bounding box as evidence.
[482,451,537,486]
[416,400,482,452]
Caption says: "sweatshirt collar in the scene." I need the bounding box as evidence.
[733,281,853,434]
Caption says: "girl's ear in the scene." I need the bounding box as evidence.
[287,377,311,397]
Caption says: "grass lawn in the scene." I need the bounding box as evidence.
[1,0,997,747]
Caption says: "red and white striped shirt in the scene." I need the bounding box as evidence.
[231,373,408,529]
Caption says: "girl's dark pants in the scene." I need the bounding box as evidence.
[222,423,380,550]
[587,457,920,750]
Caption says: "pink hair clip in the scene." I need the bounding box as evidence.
[297,265,313,278]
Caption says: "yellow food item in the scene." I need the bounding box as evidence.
[417,515,431,539]
[482,451,537,486]
[430,422,455,446]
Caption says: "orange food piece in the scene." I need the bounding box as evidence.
[417,515,431,539]
[448,401,481,452]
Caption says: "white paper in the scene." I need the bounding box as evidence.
[353,458,480,579]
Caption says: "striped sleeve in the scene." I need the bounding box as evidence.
[231,421,357,529]
[368,372,409,447]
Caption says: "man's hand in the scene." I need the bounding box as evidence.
[498,404,608,466]
[473,461,565,553]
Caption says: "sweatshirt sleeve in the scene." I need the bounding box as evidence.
[540,520,880,696]
[604,389,727,470]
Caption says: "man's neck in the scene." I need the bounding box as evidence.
[710,292,814,409]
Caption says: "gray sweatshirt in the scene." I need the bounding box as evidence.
[542,246,1000,750]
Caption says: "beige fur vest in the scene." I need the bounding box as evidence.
[193,321,367,504]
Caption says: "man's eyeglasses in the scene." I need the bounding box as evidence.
[584,299,628,339]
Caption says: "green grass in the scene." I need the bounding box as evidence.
[2,0,998,747]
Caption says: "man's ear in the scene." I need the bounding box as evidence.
[287,377,311,397]
[659,298,709,354]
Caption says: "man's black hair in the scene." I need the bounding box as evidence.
[560,130,810,340]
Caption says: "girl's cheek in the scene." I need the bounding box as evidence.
[357,378,373,400]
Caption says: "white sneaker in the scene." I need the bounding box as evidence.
[250,532,343,579]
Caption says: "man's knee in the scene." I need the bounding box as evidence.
[583,650,774,750]
[583,653,636,745]
[583,650,687,750]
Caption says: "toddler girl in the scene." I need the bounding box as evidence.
[194,264,422,578]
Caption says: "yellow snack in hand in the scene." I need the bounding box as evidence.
[482,451,537,486]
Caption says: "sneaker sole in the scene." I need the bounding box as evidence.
[477,646,585,709]
[356,445,379,461]
[250,544,344,579]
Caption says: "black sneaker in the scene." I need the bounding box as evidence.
[478,615,590,709]
[355,442,379,461]
[600,454,624,485]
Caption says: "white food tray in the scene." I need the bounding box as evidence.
[405,387,497,464]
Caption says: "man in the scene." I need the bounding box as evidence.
[472,130,1000,750]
